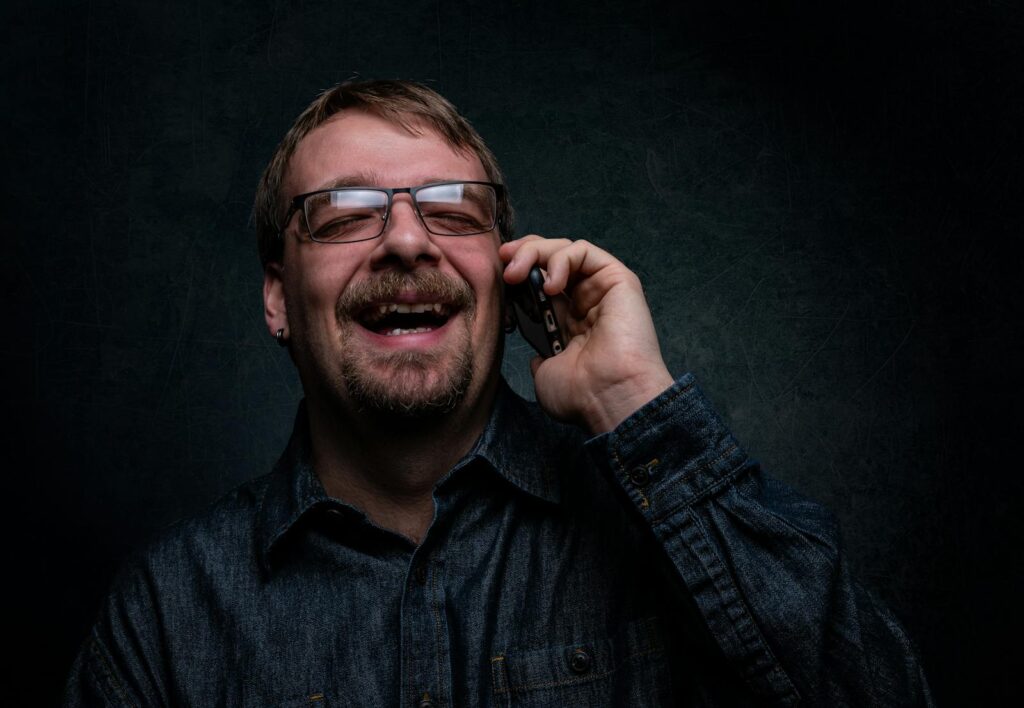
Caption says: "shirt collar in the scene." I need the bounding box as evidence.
[255,380,571,574]
[463,378,567,506]
[255,400,332,574]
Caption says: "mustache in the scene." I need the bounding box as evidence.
[335,270,474,320]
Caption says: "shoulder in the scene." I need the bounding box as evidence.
[67,473,281,704]
[147,473,272,566]
[103,470,279,615]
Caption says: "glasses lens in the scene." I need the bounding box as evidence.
[304,189,388,242]
[416,183,497,235]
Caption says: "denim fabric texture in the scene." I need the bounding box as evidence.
[64,374,933,707]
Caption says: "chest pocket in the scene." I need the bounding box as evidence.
[489,617,676,707]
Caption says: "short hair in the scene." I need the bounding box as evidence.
[253,79,513,266]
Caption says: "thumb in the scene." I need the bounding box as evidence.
[529,355,543,377]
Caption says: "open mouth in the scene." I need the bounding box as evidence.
[356,301,456,336]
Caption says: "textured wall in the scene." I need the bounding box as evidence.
[5,0,1020,703]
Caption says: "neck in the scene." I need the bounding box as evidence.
[306,376,499,545]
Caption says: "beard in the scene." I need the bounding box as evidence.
[334,270,480,418]
[340,344,475,417]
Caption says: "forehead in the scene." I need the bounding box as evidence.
[285,110,489,195]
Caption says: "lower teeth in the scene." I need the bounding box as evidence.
[385,327,434,336]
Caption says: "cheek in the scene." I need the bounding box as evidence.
[286,251,364,324]
[454,242,503,302]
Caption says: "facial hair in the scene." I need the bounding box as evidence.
[334,270,477,418]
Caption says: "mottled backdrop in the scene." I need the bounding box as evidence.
[4,0,1021,704]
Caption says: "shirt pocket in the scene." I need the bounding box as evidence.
[489,616,676,707]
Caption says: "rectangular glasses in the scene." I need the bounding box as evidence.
[284,181,502,244]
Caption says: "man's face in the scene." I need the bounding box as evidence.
[266,110,504,418]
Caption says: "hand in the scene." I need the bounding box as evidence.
[500,236,675,434]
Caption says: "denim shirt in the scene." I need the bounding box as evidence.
[64,374,933,707]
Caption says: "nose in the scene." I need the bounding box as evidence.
[368,195,444,271]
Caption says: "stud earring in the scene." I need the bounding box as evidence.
[275,328,288,347]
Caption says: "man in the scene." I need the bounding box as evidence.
[65,80,932,706]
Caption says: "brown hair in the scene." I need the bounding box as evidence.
[253,79,513,266]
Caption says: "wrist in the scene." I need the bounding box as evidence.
[583,368,676,435]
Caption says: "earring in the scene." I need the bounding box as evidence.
[275,328,288,347]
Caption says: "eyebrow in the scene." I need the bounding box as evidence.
[315,174,480,191]
[316,172,386,191]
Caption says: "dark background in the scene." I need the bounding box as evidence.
[4,0,1021,704]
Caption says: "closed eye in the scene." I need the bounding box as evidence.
[312,213,381,241]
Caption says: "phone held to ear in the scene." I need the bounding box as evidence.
[506,266,568,358]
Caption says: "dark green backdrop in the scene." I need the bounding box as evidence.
[5,0,1021,704]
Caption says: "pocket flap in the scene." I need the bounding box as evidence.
[491,616,664,695]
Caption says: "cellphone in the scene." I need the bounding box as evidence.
[506,266,568,358]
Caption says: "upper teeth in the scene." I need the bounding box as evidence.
[361,302,451,325]
[375,303,448,316]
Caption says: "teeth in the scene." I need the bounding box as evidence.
[364,302,451,323]
[385,327,435,336]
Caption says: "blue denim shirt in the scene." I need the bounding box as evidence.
[65,374,932,706]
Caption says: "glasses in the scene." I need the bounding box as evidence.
[281,181,503,244]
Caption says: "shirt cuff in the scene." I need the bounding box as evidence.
[584,373,750,521]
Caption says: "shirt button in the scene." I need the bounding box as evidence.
[568,648,592,674]
[628,464,650,487]
[413,562,428,585]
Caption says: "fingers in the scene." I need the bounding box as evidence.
[543,240,620,295]
[501,236,621,297]
[500,235,570,285]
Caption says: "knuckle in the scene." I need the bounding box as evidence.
[622,269,644,290]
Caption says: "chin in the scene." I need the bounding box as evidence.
[341,347,475,418]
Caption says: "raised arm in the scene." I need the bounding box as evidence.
[502,235,933,706]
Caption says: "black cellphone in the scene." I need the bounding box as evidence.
[506,266,568,358]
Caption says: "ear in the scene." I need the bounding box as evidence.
[263,261,288,338]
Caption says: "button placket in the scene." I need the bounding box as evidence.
[413,560,429,586]
[401,550,450,708]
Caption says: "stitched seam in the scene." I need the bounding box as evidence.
[497,665,617,694]
[492,620,667,695]
[429,558,445,703]
[89,633,137,708]
[686,510,799,699]
[489,655,508,697]
[624,644,662,662]
[652,445,747,523]
[496,645,664,696]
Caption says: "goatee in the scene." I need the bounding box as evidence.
[335,270,476,418]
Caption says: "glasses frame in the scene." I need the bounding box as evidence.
[279,180,505,244]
